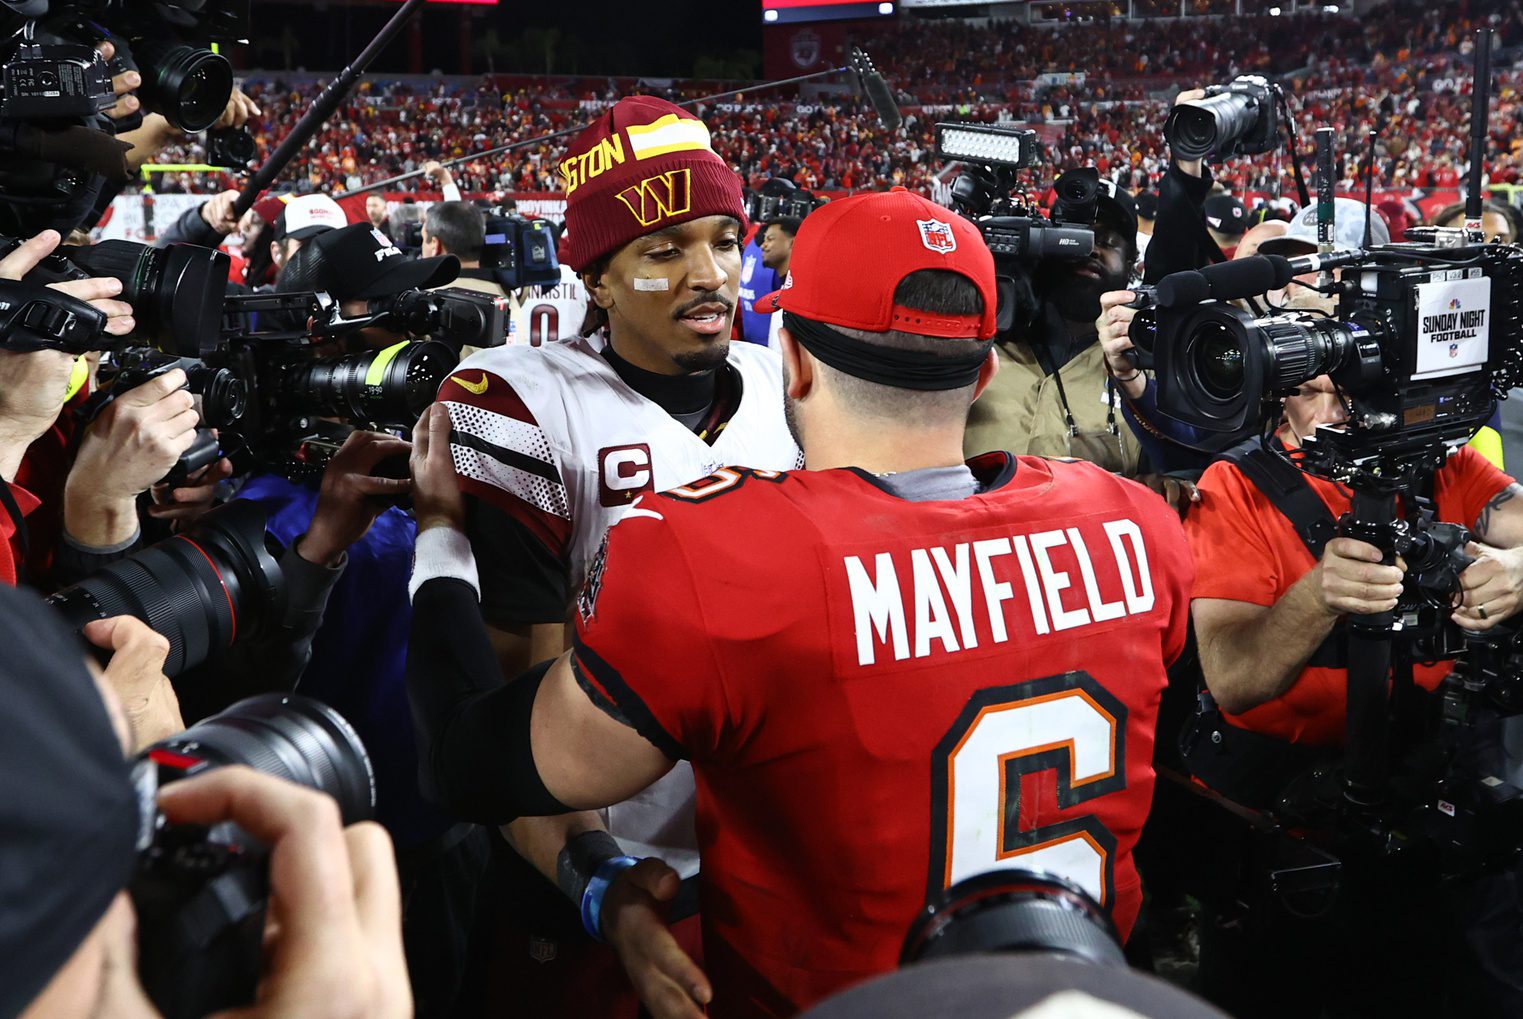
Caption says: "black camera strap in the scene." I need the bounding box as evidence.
[1218,436,1346,669]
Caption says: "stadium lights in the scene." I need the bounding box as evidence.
[878,2,894,12]
[764,8,778,20]
[935,122,1039,170]
[1268,5,1281,13]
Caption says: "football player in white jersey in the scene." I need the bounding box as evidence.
[433,95,800,1017]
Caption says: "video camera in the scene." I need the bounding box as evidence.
[87,286,464,483]
[745,177,823,225]
[0,234,230,354]
[480,208,560,291]
[1129,242,1523,474]
[934,121,1098,336]
[0,0,246,234]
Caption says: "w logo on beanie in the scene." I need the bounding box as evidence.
[615,169,693,228]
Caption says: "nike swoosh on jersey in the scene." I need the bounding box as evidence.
[452,373,490,395]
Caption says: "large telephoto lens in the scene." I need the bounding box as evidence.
[901,869,1125,968]
[146,693,376,824]
[64,241,230,356]
[1165,90,1260,162]
[47,501,285,676]
[132,39,234,134]
[278,339,458,427]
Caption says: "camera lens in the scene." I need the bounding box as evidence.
[149,693,376,824]
[1166,105,1221,161]
[47,500,285,676]
[279,339,458,427]
[132,40,233,134]
[900,868,1125,968]
[186,363,248,429]
[63,240,230,356]
[1194,322,1247,400]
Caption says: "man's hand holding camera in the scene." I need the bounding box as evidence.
[1097,290,1147,400]
[65,368,200,547]
[155,766,412,1019]
[297,429,413,568]
[1453,541,1523,631]
[1314,537,1406,618]
[0,230,134,481]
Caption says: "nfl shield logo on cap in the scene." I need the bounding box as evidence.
[917,219,957,254]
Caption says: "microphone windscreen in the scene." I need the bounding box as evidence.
[1197,256,1281,301]
[1261,254,1298,289]
[863,73,903,132]
[1156,270,1210,308]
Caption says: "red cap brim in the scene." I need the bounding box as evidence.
[755,289,784,314]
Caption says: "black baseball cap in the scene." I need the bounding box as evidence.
[1096,180,1138,246]
[1203,193,1249,237]
[1136,189,1160,220]
[281,222,459,301]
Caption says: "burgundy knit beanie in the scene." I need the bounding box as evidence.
[557,96,746,272]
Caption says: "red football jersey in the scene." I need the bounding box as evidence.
[572,454,1193,1017]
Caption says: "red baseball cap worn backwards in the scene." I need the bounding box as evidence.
[556,95,747,272]
[756,187,997,340]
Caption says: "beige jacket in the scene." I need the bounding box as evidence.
[963,339,1143,477]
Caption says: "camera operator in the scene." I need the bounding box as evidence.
[0,584,410,1019]
[0,230,135,584]
[961,180,1145,478]
[421,199,501,298]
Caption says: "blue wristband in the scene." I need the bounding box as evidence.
[580,855,640,942]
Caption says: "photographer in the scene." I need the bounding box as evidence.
[0,230,136,584]
[0,584,409,1019]
[961,180,1144,478]
[1142,88,1230,285]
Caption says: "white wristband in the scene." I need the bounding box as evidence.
[410,526,480,603]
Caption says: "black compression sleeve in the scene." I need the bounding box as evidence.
[465,496,571,625]
[406,577,571,824]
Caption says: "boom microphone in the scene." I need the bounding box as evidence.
[1155,251,1366,307]
[850,47,902,132]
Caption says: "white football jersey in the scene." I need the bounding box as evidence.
[510,265,590,347]
[439,335,802,874]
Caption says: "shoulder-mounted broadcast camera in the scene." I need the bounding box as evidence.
[935,121,1099,336]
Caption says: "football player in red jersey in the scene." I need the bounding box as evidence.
[406,189,1193,1017]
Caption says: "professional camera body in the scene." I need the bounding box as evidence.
[129,692,375,1019]
[1164,74,1281,163]
[934,121,1098,336]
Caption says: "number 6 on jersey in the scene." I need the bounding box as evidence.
[929,671,1128,907]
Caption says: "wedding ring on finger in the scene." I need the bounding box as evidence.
[1479,603,1490,620]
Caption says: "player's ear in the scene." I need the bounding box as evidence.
[970,346,1000,404]
[779,327,812,400]
[584,268,615,310]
